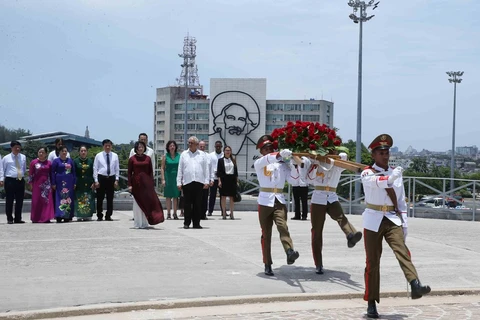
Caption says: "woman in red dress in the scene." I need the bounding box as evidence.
[128,141,164,227]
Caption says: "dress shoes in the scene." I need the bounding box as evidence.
[410,279,431,299]
[105,217,113,221]
[14,220,25,224]
[347,231,363,248]
[183,225,190,229]
[315,265,324,274]
[286,248,300,265]
[192,225,203,229]
[264,264,274,276]
[97,217,103,221]
[367,300,379,318]
[7,221,14,224]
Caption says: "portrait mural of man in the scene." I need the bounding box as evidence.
[211,91,260,156]
[209,79,267,177]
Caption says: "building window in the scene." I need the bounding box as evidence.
[266,104,284,111]
[196,124,209,131]
[174,134,184,142]
[174,124,184,131]
[284,114,301,121]
[196,103,209,110]
[174,104,183,110]
[195,113,209,120]
[266,114,284,121]
[285,104,302,111]
[188,124,196,130]
[156,101,165,106]
[266,125,282,131]
[303,104,320,111]
[156,111,165,115]
[174,114,184,120]
[302,115,320,122]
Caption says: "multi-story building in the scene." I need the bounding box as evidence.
[154,78,334,174]
[456,145,478,158]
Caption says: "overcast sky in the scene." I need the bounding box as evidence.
[1,0,479,152]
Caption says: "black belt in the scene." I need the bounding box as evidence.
[5,177,24,181]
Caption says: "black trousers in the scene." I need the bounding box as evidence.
[96,175,115,218]
[183,181,204,227]
[208,179,221,214]
[201,188,209,219]
[4,177,25,222]
[292,186,309,219]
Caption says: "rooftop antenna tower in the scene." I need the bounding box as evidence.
[176,34,200,87]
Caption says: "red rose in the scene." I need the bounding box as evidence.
[334,139,341,146]
[322,140,329,147]
[314,134,320,141]
[309,143,316,150]
[302,137,309,143]
[272,141,279,149]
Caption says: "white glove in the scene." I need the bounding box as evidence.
[339,152,348,161]
[279,149,292,159]
[387,166,403,184]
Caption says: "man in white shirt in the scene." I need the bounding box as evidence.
[176,136,210,229]
[198,140,213,220]
[1,141,27,224]
[48,138,70,162]
[93,139,120,221]
[361,134,430,318]
[288,158,310,220]
[208,141,223,216]
[254,135,299,276]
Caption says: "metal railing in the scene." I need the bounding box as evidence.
[3,170,478,221]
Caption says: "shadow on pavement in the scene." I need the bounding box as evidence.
[257,265,363,292]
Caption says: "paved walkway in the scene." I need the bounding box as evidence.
[1,210,479,319]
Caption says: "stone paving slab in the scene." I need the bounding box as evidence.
[0,210,479,316]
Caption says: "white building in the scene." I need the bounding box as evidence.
[154,78,334,174]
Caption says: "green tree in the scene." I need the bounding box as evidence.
[0,125,32,143]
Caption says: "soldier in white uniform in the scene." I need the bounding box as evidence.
[306,152,363,275]
[254,135,299,276]
[361,134,431,319]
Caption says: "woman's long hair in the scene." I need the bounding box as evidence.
[223,146,236,167]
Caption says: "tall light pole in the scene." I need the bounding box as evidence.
[348,0,379,199]
[446,71,464,195]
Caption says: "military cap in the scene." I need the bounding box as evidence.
[256,135,274,149]
[368,134,393,152]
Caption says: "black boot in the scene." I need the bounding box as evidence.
[286,248,299,265]
[367,300,379,318]
[264,264,274,276]
[410,279,431,299]
[347,231,363,248]
[315,265,324,274]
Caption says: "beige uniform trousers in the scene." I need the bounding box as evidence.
[258,198,294,265]
[311,201,357,267]
[364,217,418,303]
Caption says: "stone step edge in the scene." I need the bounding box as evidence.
[1,288,479,320]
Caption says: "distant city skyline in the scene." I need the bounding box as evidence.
[1,1,479,152]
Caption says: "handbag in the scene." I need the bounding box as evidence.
[234,191,242,203]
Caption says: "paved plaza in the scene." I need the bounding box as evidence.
[1,210,479,319]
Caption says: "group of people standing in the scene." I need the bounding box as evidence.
[0,138,120,223]
[170,136,239,229]
[253,133,431,319]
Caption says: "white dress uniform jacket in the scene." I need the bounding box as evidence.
[287,156,310,187]
[307,153,347,205]
[254,153,290,207]
[361,163,408,232]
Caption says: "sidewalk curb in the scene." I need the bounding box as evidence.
[1,289,479,320]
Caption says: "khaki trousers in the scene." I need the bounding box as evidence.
[364,217,418,303]
[311,201,357,267]
[258,199,294,265]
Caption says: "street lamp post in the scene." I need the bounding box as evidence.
[347,0,379,199]
[446,71,464,195]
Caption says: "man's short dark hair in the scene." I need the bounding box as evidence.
[165,140,178,153]
[10,140,21,147]
[102,139,113,146]
[134,141,147,154]
[138,133,148,139]
[215,141,223,146]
